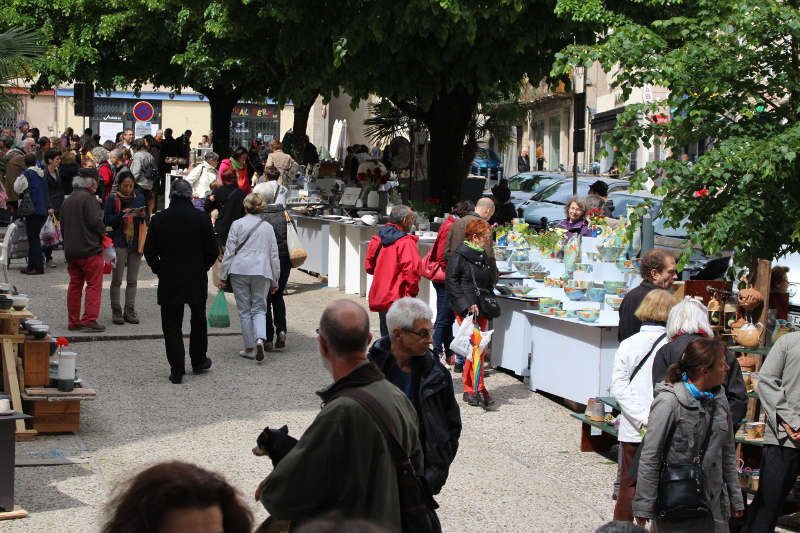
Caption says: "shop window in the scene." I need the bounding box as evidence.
[549,115,560,171]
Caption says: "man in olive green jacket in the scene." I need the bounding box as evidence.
[259,299,424,531]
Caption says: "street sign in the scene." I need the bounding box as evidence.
[133,101,154,122]
[642,84,654,103]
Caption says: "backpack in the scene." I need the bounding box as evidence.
[137,155,159,187]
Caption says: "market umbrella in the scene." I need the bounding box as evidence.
[469,318,484,397]
[329,119,342,158]
[335,120,349,161]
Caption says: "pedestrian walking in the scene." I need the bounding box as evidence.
[15,152,52,275]
[104,172,146,326]
[218,193,280,361]
[41,148,64,268]
[143,179,219,384]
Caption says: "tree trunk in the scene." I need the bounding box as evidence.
[290,97,316,165]
[200,86,242,160]
[423,87,481,210]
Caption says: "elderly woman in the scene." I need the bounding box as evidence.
[186,151,219,198]
[218,193,280,361]
[651,297,748,428]
[611,289,680,521]
[633,338,743,531]
[254,166,287,205]
[556,195,592,236]
[445,218,497,408]
[255,180,293,351]
[265,140,296,174]
[92,147,113,198]
[218,146,251,194]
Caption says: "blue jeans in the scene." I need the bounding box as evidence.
[230,274,268,350]
[265,256,292,342]
[432,282,456,360]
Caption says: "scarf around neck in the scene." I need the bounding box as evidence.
[114,191,137,244]
[230,157,243,170]
[682,373,714,402]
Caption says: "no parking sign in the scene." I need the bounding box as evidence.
[133,101,154,122]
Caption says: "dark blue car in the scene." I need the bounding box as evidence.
[471,148,503,179]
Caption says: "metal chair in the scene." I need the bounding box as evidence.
[0,224,16,284]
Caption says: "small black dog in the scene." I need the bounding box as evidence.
[252,425,298,467]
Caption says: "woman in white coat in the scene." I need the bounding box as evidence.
[218,193,280,361]
[611,289,680,521]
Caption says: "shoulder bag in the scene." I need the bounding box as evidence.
[283,210,307,267]
[331,388,442,533]
[421,233,445,283]
[469,263,501,319]
[656,400,716,522]
[223,219,265,292]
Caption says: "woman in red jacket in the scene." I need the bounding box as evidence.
[218,147,251,194]
[425,200,474,368]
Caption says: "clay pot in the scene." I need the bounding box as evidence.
[735,323,764,348]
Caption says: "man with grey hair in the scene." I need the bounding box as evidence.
[364,205,422,336]
[108,148,130,192]
[185,151,219,198]
[130,138,157,214]
[367,296,462,494]
[60,168,107,332]
[144,179,219,384]
[116,128,134,150]
[443,196,497,372]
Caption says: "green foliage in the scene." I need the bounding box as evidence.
[556,0,800,268]
[0,27,48,114]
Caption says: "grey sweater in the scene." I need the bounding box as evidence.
[758,331,800,448]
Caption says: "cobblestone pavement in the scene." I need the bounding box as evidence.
[5,248,794,532]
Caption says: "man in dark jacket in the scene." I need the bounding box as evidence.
[444,197,497,282]
[518,147,530,173]
[367,297,461,494]
[259,299,424,531]
[618,248,678,342]
[143,179,219,384]
[176,129,192,169]
[489,183,517,226]
[60,168,107,332]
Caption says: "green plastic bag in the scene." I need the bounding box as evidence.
[207,290,231,328]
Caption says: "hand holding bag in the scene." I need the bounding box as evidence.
[284,211,307,267]
[207,289,231,328]
[450,313,476,357]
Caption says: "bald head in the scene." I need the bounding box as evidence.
[319,300,371,358]
[475,197,495,220]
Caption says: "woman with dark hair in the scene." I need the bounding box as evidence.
[445,218,498,408]
[248,138,264,177]
[556,194,592,236]
[633,338,743,531]
[60,127,74,148]
[102,461,253,533]
[41,149,64,268]
[205,167,247,285]
[425,199,475,366]
[218,146,251,194]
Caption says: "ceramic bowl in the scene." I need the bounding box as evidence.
[512,261,536,272]
[538,298,561,307]
[564,287,587,301]
[605,297,624,310]
[0,298,11,310]
[361,215,377,226]
[577,309,600,322]
[603,281,627,292]
[506,284,533,296]
[24,320,42,330]
[553,310,568,317]
[11,296,29,311]
[494,248,512,261]
[587,288,607,302]
[585,252,600,262]
[566,280,589,288]
[615,258,642,274]
[30,325,49,339]
[597,246,625,262]
[530,270,549,281]
[539,305,558,315]
[564,310,577,318]
[574,263,594,273]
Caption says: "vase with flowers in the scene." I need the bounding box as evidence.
[54,337,77,392]
[357,161,391,207]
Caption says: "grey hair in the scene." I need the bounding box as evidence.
[586,194,606,212]
[386,297,433,334]
[170,178,193,200]
[204,151,219,162]
[388,205,411,225]
[253,181,278,205]
[17,138,34,150]
[73,168,99,189]
[109,148,123,161]
[564,195,589,218]
[665,297,713,339]
[92,147,109,163]
[0,135,13,149]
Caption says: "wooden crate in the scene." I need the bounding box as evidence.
[20,336,52,387]
[26,399,80,433]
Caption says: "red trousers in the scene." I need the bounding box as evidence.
[455,313,489,396]
[67,253,104,328]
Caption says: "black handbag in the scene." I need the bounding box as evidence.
[469,265,501,319]
[332,388,442,533]
[18,190,35,217]
[656,401,716,522]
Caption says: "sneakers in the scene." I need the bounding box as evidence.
[446,355,457,366]
[275,331,286,349]
[463,392,479,406]
[454,363,464,373]
[81,322,105,332]
[192,358,212,374]
[123,307,140,324]
[255,339,265,361]
[239,350,255,360]
[438,353,448,366]
[46,260,57,268]
[112,307,124,325]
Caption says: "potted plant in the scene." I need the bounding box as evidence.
[408,198,443,230]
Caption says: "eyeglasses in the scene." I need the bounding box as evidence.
[402,327,433,339]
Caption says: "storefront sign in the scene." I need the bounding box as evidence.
[650,114,670,124]
[232,107,277,118]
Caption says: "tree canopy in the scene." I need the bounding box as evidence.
[555,0,800,270]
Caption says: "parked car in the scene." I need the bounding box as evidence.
[503,172,570,206]
[519,177,630,227]
[471,148,503,179]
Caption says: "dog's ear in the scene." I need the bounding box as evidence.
[279,425,289,433]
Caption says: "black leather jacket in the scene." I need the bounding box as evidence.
[445,242,493,315]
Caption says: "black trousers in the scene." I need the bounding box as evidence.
[160,302,208,375]
[748,444,800,532]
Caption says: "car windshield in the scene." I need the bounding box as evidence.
[609,195,689,238]
[508,174,561,193]
[475,148,498,161]
[533,181,593,204]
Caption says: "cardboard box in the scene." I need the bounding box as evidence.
[21,337,52,386]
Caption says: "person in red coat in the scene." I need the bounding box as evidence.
[365,205,421,337]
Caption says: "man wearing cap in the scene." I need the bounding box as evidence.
[490,181,516,226]
[17,120,30,139]
[588,180,615,218]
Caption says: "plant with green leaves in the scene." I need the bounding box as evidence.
[0,27,48,114]
[555,0,800,273]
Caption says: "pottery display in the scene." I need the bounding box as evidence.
[564,288,587,301]
[737,288,764,311]
[603,281,626,292]
[506,284,534,296]
[512,261,536,272]
[597,246,625,262]
[577,309,600,322]
[510,248,530,263]
[605,297,624,310]
[734,323,764,348]
[587,288,607,302]
[574,263,593,273]
[615,258,642,274]
[566,280,589,288]
[11,296,29,311]
[538,298,561,307]
[494,248,512,261]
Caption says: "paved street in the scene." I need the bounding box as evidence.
[8,247,790,533]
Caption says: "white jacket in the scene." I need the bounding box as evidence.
[220,214,281,285]
[611,324,669,443]
[185,161,218,196]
